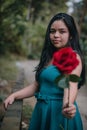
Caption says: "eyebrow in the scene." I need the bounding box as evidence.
[50,27,68,30]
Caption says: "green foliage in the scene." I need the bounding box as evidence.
[24,21,47,59]
[0,0,29,55]
[0,57,18,81]
[72,0,87,59]
[22,104,33,126]
[69,74,81,82]
[55,74,80,89]
[80,42,87,57]
[0,0,68,57]
[1,0,87,60]
[55,75,69,89]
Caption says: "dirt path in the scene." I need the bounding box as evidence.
[16,60,39,108]
[16,60,87,130]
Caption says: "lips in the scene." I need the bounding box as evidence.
[53,40,61,44]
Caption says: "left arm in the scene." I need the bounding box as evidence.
[63,54,82,118]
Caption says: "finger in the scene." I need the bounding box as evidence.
[67,111,76,118]
[68,109,76,114]
[4,99,11,109]
[4,101,8,109]
[64,105,76,112]
[3,102,7,111]
[9,100,13,105]
[62,109,76,118]
[64,109,76,116]
[67,108,76,114]
[63,112,75,119]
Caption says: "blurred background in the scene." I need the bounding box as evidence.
[0,0,87,59]
[0,0,87,129]
[0,0,87,86]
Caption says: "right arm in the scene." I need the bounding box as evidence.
[4,81,39,108]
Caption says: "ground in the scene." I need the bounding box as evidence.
[16,60,87,130]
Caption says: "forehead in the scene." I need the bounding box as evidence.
[50,20,68,29]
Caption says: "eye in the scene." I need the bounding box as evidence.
[60,31,66,34]
[50,29,56,34]
[59,29,68,34]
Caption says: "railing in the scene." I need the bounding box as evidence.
[0,69,24,130]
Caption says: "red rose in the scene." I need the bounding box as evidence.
[52,47,79,74]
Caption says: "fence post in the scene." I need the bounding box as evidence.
[0,69,24,130]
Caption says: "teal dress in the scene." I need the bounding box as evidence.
[28,65,83,130]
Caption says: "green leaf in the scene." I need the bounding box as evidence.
[54,74,80,89]
[55,75,65,84]
[69,74,81,82]
[55,75,69,89]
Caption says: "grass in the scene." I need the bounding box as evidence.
[22,104,33,130]
[0,55,19,104]
[22,104,33,122]
[0,56,19,81]
[0,54,25,102]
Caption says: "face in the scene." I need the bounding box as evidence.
[50,20,70,49]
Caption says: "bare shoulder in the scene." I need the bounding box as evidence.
[76,53,82,64]
[71,53,82,76]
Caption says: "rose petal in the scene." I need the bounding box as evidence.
[52,47,79,74]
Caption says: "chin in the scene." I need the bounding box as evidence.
[55,44,68,49]
[54,45,62,49]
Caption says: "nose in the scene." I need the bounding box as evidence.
[54,31,60,37]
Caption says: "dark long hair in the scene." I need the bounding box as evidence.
[35,13,85,88]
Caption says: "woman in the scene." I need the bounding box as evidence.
[4,13,85,130]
